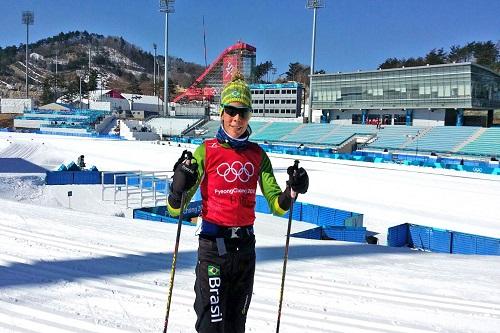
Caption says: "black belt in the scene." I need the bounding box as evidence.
[200,220,254,239]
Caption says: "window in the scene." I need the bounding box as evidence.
[458,85,465,96]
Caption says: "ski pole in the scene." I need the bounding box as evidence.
[276,159,299,333]
[163,152,192,333]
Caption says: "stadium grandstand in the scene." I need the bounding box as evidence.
[180,119,500,159]
[165,44,499,161]
[13,104,115,136]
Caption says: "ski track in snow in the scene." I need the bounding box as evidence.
[1,132,500,332]
[1,204,499,333]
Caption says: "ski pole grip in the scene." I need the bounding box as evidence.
[288,160,299,178]
[286,160,299,190]
[183,151,193,165]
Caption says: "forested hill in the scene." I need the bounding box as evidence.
[378,41,500,72]
[0,30,204,102]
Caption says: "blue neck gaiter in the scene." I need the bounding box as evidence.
[216,124,252,150]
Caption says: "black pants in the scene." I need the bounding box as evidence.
[194,235,256,333]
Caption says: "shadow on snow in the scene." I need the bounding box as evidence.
[0,243,413,288]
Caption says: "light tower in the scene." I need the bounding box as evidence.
[22,11,34,98]
[159,0,175,117]
[306,0,324,123]
[153,43,157,96]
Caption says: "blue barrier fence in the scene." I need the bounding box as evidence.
[254,194,366,243]
[46,171,102,185]
[387,223,499,255]
[36,130,124,139]
[291,226,367,243]
[133,200,202,226]
[132,192,365,243]
[167,136,499,176]
[46,172,169,193]
[0,127,123,139]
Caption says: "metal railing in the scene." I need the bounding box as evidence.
[101,170,172,208]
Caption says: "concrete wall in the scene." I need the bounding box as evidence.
[148,118,201,136]
[39,127,90,134]
[120,119,160,141]
[132,102,161,112]
[174,104,207,117]
[98,97,129,111]
[413,109,446,126]
[94,115,115,134]
[14,118,49,129]
[330,110,355,125]
[89,101,112,111]
[1,99,33,114]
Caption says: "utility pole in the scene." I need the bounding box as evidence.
[306,0,324,123]
[160,0,175,117]
[22,11,34,98]
[157,54,161,113]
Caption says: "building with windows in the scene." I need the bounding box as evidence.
[250,82,303,118]
[311,63,500,127]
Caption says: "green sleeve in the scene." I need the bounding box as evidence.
[259,150,288,216]
[167,143,206,217]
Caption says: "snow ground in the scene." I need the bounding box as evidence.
[0,132,499,333]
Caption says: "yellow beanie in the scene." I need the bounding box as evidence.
[220,73,252,114]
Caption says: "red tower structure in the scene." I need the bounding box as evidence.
[173,41,256,104]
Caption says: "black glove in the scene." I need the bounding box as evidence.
[287,165,309,194]
[172,150,190,172]
[170,151,198,194]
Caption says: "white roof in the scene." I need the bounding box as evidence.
[121,93,163,104]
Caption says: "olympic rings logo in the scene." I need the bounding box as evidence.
[472,167,482,173]
[216,161,255,183]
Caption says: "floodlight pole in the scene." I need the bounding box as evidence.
[153,43,157,96]
[306,0,324,123]
[22,11,34,98]
[160,0,175,118]
[55,50,58,101]
[88,45,92,72]
[77,69,85,110]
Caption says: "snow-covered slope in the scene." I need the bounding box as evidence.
[0,132,499,332]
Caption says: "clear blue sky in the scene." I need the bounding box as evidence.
[1,0,499,77]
